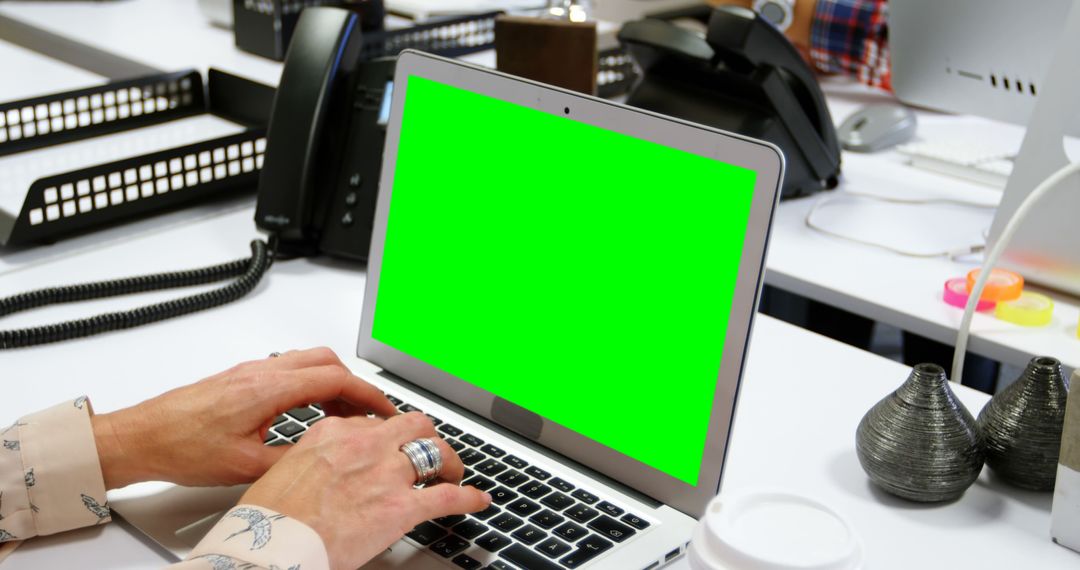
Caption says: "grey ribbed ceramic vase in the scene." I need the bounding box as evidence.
[976,356,1070,491]
[856,363,984,502]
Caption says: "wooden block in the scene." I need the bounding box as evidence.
[495,15,598,95]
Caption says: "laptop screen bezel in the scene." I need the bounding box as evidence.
[357,50,783,519]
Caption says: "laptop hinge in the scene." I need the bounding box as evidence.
[376,370,663,510]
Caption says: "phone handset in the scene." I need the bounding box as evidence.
[254,7,366,257]
[704,7,839,182]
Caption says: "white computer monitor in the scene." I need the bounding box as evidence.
[892,0,1080,297]
[891,0,1079,135]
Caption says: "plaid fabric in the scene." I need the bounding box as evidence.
[809,0,891,90]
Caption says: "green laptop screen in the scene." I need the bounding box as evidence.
[372,76,757,486]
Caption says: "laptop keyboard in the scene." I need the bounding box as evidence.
[263,394,652,569]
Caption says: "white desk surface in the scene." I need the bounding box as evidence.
[784,81,1080,372]
[0,204,1075,569]
[2,0,1078,373]
[0,6,1077,567]
[0,38,103,101]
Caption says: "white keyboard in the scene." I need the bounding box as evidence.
[897,141,1014,189]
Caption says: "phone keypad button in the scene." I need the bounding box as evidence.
[341,212,354,226]
[345,191,358,206]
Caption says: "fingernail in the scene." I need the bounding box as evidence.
[483,492,492,504]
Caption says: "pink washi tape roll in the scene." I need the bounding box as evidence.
[944,278,995,311]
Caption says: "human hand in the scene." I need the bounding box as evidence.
[91,347,397,489]
[240,412,492,570]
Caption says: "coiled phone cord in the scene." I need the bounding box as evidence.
[0,239,273,349]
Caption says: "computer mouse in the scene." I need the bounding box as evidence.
[837,103,918,153]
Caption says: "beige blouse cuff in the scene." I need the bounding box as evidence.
[0,397,111,546]
[0,400,329,569]
[178,505,330,570]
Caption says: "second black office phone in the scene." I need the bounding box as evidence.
[618,5,842,199]
[0,7,381,349]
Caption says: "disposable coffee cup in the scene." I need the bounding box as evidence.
[687,488,862,570]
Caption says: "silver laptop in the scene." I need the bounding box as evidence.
[111,50,783,569]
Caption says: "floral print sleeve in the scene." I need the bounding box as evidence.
[174,505,329,570]
[0,401,328,569]
[0,397,110,551]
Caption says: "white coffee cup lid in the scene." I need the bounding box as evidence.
[688,488,862,570]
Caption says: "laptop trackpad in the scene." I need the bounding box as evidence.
[491,397,542,441]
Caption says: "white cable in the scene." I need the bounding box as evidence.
[804,190,992,259]
[951,161,1080,385]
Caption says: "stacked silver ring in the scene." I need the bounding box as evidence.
[400,438,443,485]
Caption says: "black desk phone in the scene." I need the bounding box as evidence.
[0,8,388,348]
[618,5,841,199]
[254,7,394,261]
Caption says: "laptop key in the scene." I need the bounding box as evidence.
[399,403,422,413]
[464,468,475,479]
[452,519,489,540]
[459,449,484,466]
[385,394,402,406]
[461,434,485,447]
[447,439,466,452]
[491,512,525,533]
[520,482,552,499]
[495,470,530,488]
[511,525,547,546]
[500,544,562,570]
[274,422,305,438]
[621,513,650,530]
[524,466,551,481]
[406,521,446,545]
[596,501,624,517]
[587,515,636,543]
[435,514,466,527]
[271,414,288,426]
[503,455,528,469]
[267,438,290,447]
[480,443,506,458]
[476,531,513,552]
[452,553,483,569]
[486,562,517,570]
[570,489,598,505]
[430,535,470,558]
[426,414,443,426]
[472,505,501,520]
[286,406,320,423]
[477,459,508,477]
[564,504,599,524]
[529,509,565,530]
[552,521,587,543]
[540,492,574,511]
[506,498,541,517]
[560,535,613,568]
[439,423,464,437]
[535,537,572,559]
[490,486,519,505]
[464,475,497,492]
[263,432,277,444]
[549,478,575,493]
